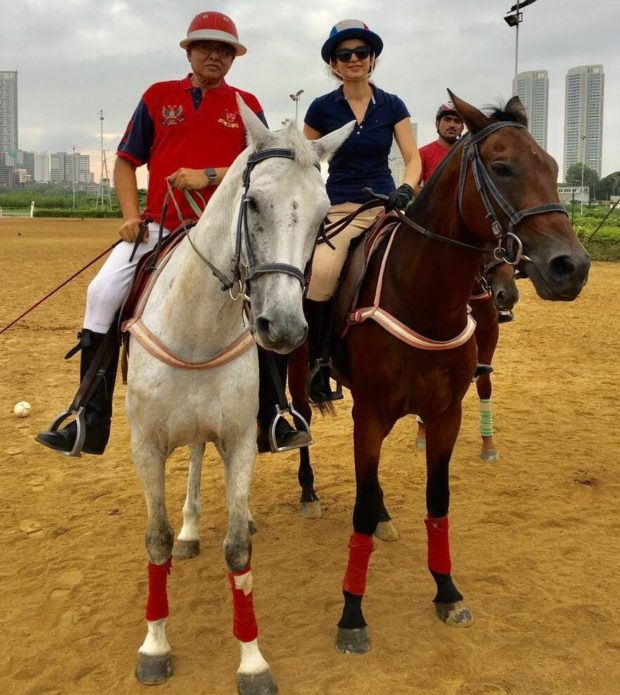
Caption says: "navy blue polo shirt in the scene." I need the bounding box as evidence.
[304,85,410,204]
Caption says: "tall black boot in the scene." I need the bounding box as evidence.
[36,329,118,455]
[305,298,342,403]
[256,348,311,453]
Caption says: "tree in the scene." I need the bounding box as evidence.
[565,163,599,200]
[597,171,620,200]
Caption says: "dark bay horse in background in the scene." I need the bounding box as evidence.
[413,256,520,461]
[293,92,589,654]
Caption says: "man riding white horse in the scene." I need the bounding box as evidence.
[36,10,310,457]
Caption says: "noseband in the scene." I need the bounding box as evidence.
[457,121,568,265]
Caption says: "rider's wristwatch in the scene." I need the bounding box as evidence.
[205,167,217,185]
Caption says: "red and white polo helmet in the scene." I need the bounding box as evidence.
[180,11,247,56]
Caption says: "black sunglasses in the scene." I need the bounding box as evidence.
[334,46,372,62]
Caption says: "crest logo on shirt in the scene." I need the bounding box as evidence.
[161,105,185,126]
[218,110,240,128]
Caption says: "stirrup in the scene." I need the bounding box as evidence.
[306,358,344,403]
[268,404,313,453]
[45,406,86,457]
[473,364,493,382]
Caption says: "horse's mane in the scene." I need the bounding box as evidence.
[211,120,321,221]
[482,104,523,124]
[273,120,321,168]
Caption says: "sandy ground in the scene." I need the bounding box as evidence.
[1,218,619,695]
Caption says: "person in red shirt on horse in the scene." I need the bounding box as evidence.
[36,11,310,457]
[416,101,464,189]
[417,102,514,323]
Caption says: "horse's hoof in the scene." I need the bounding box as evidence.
[300,500,323,519]
[248,519,258,535]
[336,627,370,654]
[237,668,278,694]
[480,449,499,461]
[135,651,173,684]
[173,539,200,560]
[435,600,474,627]
[374,520,399,542]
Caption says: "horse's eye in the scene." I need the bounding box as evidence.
[491,162,512,177]
[246,197,258,212]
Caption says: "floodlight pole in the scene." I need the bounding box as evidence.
[504,1,538,81]
[289,89,304,123]
[513,1,520,79]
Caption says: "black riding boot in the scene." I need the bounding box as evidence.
[256,348,311,453]
[36,329,118,455]
[305,298,342,403]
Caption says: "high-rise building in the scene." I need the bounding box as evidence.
[0,71,18,157]
[513,70,548,150]
[50,151,93,186]
[563,65,604,178]
[33,152,50,183]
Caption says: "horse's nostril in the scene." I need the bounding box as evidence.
[550,255,576,279]
[256,316,270,335]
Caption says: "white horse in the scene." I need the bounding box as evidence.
[124,98,352,694]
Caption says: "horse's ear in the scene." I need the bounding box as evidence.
[236,94,276,151]
[505,96,528,127]
[310,121,355,161]
[447,89,491,134]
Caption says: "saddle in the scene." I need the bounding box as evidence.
[118,224,192,382]
[333,212,401,339]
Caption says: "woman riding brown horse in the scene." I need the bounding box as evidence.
[296,91,589,654]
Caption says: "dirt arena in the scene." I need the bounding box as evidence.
[1,218,619,695]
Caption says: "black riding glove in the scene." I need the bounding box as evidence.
[385,183,414,211]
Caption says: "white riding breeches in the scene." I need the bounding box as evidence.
[83,222,169,333]
[306,202,381,302]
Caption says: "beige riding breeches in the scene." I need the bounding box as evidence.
[307,202,381,302]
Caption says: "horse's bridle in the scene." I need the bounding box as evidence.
[231,148,307,291]
[457,121,568,265]
[393,120,568,266]
[179,147,309,299]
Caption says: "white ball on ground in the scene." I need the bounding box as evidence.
[13,401,32,418]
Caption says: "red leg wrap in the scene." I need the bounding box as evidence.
[343,532,374,596]
[145,556,172,621]
[228,568,258,643]
[425,515,451,574]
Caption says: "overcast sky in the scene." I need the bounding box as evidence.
[3,0,619,187]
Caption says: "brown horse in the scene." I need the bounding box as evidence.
[413,256,519,461]
[294,92,589,654]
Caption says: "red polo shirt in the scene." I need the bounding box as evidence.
[117,76,264,230]
[418,140,451,184]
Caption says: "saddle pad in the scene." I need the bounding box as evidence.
[119,227,188,327]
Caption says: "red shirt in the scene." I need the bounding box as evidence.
[418,140,451,184]
[117,76,264,230]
